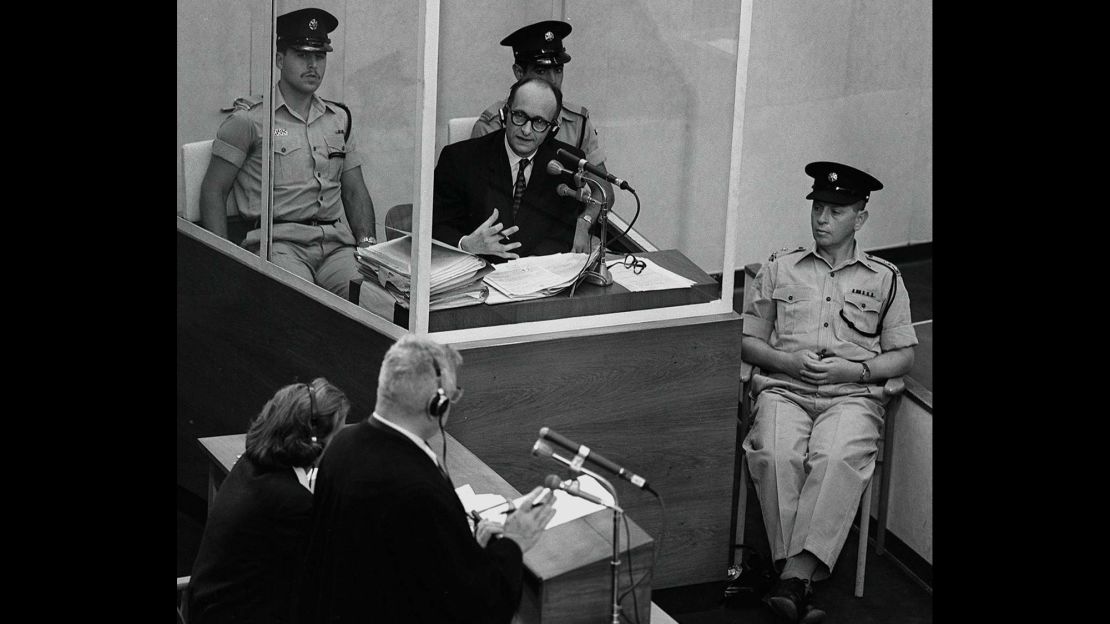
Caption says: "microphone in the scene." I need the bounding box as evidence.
[556,183,602,205]
[546,159,588,189]
[555,148,634,192]
[544,474,606,507]
[538,427,652,492]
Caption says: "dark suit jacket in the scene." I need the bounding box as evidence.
[297,419,525,624]
[433,130,586,261]
[188,457,313,624]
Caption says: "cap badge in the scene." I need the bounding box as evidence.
[544,31,554,41]
[309,18,318,30]
[828,172,838,183]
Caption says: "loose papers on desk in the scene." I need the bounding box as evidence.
[482,251,593,303]
[355,235,491,310]
[608,255,697,292]
[455,474,613,531]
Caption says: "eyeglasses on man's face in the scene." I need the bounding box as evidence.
[508,109,555,133]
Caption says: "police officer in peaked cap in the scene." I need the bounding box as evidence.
[803,161,884,206]
[199,6,399,318]
[739,159,916,623]
[276,7,338,52]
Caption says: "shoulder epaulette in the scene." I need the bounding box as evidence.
[767,245,806,263]
[560,101,589,119]
[231,94,264,111]
[322,98,352,141]
[478,100,506,124]
[865,253,901,275]
[559,101,591,150]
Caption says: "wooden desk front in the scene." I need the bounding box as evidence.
[198,432,658,623]
[351,249,721,332]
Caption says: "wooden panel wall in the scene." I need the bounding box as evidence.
[451,321,741,588]
[178,228,742,589]
[177,232,396,496]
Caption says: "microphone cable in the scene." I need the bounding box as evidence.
[605,188,641,253]
[618,487,665,624]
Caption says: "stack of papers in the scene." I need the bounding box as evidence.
[483,252,593,304]
[355,236,492,310]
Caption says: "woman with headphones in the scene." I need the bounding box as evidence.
[188,378,350,624]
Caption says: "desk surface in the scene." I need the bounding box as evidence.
[352,249,721,332]
[198,430,653,583]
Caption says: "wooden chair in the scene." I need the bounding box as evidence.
[177,575,191,623]
[730,263,905,598]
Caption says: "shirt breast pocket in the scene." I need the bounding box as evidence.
[835,291,883,350]
[272,136,305,185]
[772,284,817,335]
[323,134,347,180]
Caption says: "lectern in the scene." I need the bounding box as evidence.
[197,431,655,623]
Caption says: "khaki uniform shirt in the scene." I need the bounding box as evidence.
[211,86,363,223]
[742,242,918,396]
[471,99,605,164]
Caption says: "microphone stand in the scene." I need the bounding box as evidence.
[575,172,613,287]
[536,444,623,623]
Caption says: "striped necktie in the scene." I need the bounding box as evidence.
[511,157,530,218]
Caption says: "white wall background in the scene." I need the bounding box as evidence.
[178,0,931,270]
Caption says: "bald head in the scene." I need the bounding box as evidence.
[504,77,562,156]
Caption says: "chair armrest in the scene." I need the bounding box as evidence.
[882,376,905,397]
[177,576,191,592]
[740,360,753,383]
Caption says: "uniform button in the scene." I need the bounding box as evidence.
[861,303,867,308]
[824,322,829,327]
[788,295,793,300]
[319,195,324,202]
[826,297,831,302]
[281,147,286,153]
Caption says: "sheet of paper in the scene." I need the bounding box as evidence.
[608,256,697,292]
[454,475,614,531]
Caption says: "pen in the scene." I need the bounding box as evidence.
[499,499,548,514]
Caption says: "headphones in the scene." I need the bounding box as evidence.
[428,358,451,419]
[305,381,323,445]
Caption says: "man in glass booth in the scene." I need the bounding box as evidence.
[470,20,611,251]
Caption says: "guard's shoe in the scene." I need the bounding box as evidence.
[763,577,812,622]
[799,603,826,623]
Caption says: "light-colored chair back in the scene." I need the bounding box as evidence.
[447,116,479,145]
[384,203,413,241]
[182,140,214,222]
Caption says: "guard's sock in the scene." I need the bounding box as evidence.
[780,550,820,582]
